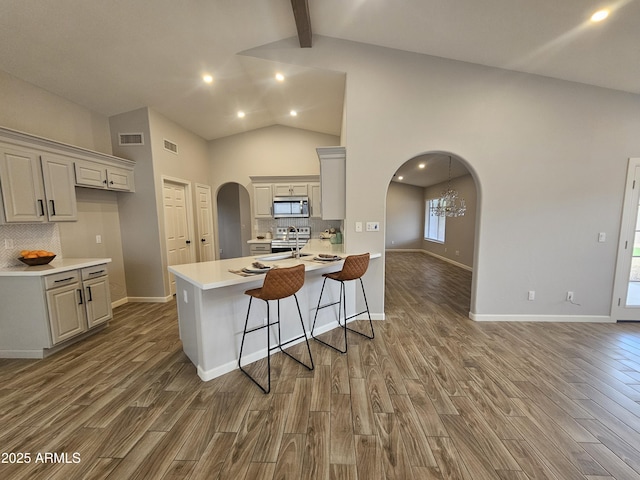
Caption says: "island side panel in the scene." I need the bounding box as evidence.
[0,276,51,357]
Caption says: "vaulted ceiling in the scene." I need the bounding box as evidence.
[0,0,638,143]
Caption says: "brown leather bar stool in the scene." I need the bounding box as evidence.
[238,264,314,394]
[311,253,374,353]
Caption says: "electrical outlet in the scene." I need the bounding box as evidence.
[96,234,102,244]
[355,222,363,232]
[4,238,14,249]
[528,290,535,301]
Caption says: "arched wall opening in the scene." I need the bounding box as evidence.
[384,151,482,315]
[216,182,252,259]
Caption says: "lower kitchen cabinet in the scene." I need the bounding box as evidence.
[249,242,271,256]
[0,261,112,358]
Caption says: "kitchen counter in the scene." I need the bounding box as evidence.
[246,238,272,244]
[0,257,112,276]
[168,241,379,381]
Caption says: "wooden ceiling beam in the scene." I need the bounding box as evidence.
[291,0,312,48]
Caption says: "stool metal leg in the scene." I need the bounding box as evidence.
[311,277,374,353]
[239,295,313,395]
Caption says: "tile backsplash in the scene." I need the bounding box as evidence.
[0,223,62,268]
[255,218,343,238]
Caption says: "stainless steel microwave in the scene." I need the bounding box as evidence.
[273,196,309,218]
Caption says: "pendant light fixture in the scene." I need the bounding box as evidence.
[431,156,466,217]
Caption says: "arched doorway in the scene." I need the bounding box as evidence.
[216,182,251,259]
[385,151,480,316]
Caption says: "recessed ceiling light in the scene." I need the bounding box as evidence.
[590,9,609,22]
[290,110,298,117]
[237,111,246,118]
[202,74,213,84]
[418,163,425,169]
[398,176,404,180]
[275,73,285,82]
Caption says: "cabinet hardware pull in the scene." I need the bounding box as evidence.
[86,286,93,302]
[186,240,191,244]
[38,199,45,216]
[109,180,114,185]
[88,270,105,275]
[49,199,56,216]
[54,277,74,283]
[78,289,83,305]
[103,179,107,184]
[201,238,205,242]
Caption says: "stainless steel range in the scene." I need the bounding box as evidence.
[270,226,311,253]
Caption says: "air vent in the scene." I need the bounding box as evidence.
[118,133,144,146]
[164,139,178,154]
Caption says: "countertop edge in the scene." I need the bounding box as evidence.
[0,258,112,277]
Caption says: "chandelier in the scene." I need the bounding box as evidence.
[431,156,466,217]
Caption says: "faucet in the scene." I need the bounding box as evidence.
[286,226,300,258]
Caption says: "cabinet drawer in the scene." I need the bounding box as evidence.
[44,270,80,290]
[250,244,271,254]
[81,264,108,280]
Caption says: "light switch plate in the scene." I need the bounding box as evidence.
[355,222,363,232]
[366,221,380,232]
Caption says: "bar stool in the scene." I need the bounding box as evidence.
[238,264,314,394]
[311,253,374,353]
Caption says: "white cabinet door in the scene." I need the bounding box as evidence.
[83,275,112,328]
[317,147,346,220]
[273,183,308,196]
[75,160,135,192]
[40,154,78,221]
[106,167,135,192]
[0,145,46,223]
[46,283,86,344]
[253,184,273,217]
[309,182,321,218]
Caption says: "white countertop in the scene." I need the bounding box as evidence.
[169,239,378,290]
[247,238,272,244]
[0,258,112,277]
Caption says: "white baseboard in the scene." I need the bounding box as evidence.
[0,349,44,359]
[196,316,384,382]
[469,313,614,323]
[386,248,473,272]
[126,295,174,303]
[111,297,128,308]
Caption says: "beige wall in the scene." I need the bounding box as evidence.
[385,182,424,250]
[0,70,112,153]
[58,188,127,302]
[423,174,477,269]
[0,69,127,303]
[244,36,640,320]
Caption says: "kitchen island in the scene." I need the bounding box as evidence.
[168,240,379,381]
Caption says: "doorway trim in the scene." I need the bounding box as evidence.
[611,157,640,321]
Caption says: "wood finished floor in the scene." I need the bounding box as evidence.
[2,251,640,479]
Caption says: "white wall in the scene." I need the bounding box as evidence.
[243,36,640,321]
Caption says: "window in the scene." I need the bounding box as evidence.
[425,199,445,242]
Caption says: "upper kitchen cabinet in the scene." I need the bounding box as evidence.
[0,127,135,224]
[316,147,345,220]
[75,159,135,192]
[309,182,321,218]
[0,145,47,223]
[0,146,77,223]
[273,182,308,197]
[253,183,273,218]
[40,154,78,221]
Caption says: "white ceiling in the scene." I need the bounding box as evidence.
[1,0,638,150]
[392,154,470,188]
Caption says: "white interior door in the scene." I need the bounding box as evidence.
[163,180,194,295]
[612,158,640,321]
[196,184,215,262]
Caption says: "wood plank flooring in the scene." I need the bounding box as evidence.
[2,251,640,479]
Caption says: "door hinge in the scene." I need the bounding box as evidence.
[625,240,628,249]
[618,298,622,306]
[634,180,636,189]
